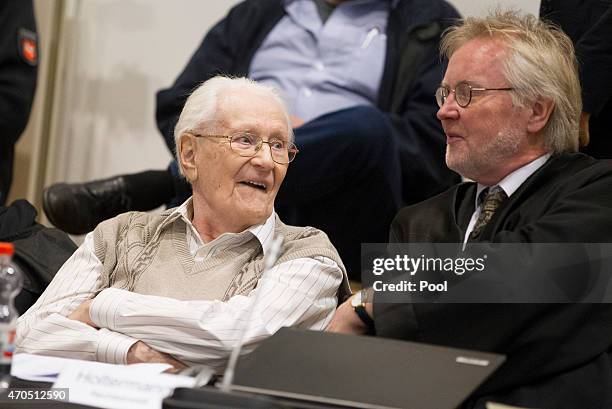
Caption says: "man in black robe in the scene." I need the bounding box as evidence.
[328,10,612,409]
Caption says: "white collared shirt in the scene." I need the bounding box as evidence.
[16,199,343,372]
[178,197,277,262]
[249,0,390,122]
[463,154,551,245]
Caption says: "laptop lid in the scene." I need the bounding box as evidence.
[231,328,505,409]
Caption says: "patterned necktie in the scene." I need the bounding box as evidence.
[469,186,508,241]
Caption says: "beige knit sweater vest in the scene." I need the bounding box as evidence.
[91,210,348,302]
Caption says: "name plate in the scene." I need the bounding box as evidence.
[53,361,196,409]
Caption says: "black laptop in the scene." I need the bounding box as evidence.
[164,328,504,409]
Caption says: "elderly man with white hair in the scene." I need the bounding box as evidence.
[16,76,348,373]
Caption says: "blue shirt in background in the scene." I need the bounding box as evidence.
[249,0,391,122]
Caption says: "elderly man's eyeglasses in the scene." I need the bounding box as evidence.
[435,82,514,108]
[189,132,299,164]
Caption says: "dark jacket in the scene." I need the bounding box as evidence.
[376,153,612,409]
[541,0,612,159]
[0,200,77,314]
[0,0,38,205]
[155,0,461,203]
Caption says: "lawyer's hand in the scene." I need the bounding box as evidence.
[326,296,371,335]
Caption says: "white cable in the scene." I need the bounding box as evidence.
[219,234,284,392]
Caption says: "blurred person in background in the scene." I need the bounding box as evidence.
[0,0,38,205]
[540,0,612,158]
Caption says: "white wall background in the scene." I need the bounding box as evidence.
[449,0,539,18]
[41,0,540,191]
[46,0,241,187]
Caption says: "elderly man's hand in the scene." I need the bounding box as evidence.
[68,300,186,373]
[326,296,371,335]
[68,299,98,328]
[127,341,187,373]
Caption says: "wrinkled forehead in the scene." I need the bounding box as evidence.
[212,89,291,141]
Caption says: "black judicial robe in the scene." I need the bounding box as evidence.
[374,153,612,409]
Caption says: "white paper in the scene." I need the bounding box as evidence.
[53,363,196,409]
[11,353,172,382]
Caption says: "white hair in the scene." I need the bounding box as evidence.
[173,76,294,175]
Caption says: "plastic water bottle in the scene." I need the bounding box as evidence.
[0,242,23,388]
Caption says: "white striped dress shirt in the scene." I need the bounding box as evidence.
[16,201,343,372]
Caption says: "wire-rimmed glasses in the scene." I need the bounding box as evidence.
[436,82,514,108]
[189,131,299,165]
